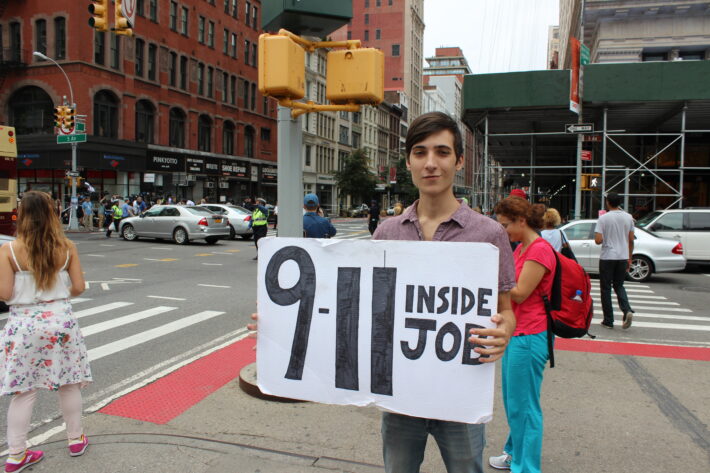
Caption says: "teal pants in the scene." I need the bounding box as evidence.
[502,332,550,473]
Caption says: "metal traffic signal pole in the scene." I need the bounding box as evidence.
[276,106,303,237]
[573,0,586,220]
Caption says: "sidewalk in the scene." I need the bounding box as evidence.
[19,343,710,473]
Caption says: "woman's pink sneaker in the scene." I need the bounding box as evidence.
[5,449,44,473]
[68,435,89,457]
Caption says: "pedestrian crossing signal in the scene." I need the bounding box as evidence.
[581,173,601,191]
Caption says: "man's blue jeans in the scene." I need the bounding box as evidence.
[381,412,485,473]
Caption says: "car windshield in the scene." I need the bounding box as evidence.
[186,206,216,215]
[227,205,250,214]
[636,211,662,228]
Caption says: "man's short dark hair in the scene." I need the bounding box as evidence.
[606,192,622,208]
[405,111,464,159]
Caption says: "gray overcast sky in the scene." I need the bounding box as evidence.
[424,0,559,74]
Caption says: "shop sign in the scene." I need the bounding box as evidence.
[204,158,221,175]
[186,157,205,173]
[144,173,156,183]
[148,153,184,172]
[251,166,259,182]
[262,166,278,182]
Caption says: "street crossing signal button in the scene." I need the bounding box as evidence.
[258,34,305,100]
[326,48,384,105]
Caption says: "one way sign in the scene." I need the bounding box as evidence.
[566,123,594,133]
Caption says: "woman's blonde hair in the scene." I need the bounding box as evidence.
[543,208,562,228]
[16,191,71,290]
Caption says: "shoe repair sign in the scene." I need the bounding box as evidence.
[256,238,499,424]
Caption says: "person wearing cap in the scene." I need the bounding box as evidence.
[509,188,527,200]
[251,198,269,260]
[303,194,336,238]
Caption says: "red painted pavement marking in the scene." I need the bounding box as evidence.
[100,338,255,424]
[556,338,710,361]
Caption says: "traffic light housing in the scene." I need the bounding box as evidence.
[581,173,601,191]
[114,0,133,36]
[63,107,76,131]
[326,48,384,105]
[54,106,66,129]
[258,34,305,99]
[88,0,109,32]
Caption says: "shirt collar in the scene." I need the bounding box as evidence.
[402,199,468,228]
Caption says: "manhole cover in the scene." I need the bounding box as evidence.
[681,286,709,292]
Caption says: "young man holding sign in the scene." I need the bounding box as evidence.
[372,111,517,473]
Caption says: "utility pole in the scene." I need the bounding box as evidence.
[573,0,586,220]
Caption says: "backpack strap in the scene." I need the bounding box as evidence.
[542,295,555,368]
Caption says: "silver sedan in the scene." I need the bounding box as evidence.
[119,205,230,245]
[200,204,253,240]
[560,219,686,282]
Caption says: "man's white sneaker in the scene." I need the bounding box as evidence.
[488,453,511,470]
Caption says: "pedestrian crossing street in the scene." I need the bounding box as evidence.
[0,298,228,362]
[590,280,710,332]
[265,225,373,240]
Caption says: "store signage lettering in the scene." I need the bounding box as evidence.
[187,157,204,173]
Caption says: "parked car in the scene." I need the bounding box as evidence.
[119,205,230,244]
[0,234,14,314]
[200,204,253,240]
[559,219,686,282]
[349,204,369,218]
[635,208,710,264]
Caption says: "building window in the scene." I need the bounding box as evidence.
[251,43,257,66]
[149,0,158,22]
[36,18,48,55]
[263,97,268,115]
[181,6,189,35]
[197,63,205,95]
[169,108,186,148]
[93,90,119,138]
[232,0,238,18]
[364,30,369,41]
[94,31,105,65]
[198,115,212,151]
[169,52,177,86]
[147,43,157,80]
[137,0,145,16]
[231,33,237,57]
[250,82,256,110]
[230,75,236,105]
[392,44,400,56]
[224,0,230,13]
[244,40,250,64]
[135,38,145,77]
[244,126,255,157]
[642,52,667,62]
[54,17,66,59]
[179,55,188,90]
[252,6,258,28]
[223,29,229,54]
[365,0,369,7]
[110,33,121,69]
[261,127,271,142]
[305,145,311,166]
[208,21,215,47]
[135,100,155,144]
[198,16,205,43]
[365,14,369,25]
[377,0,381,6]
[389,0,393,4]
[376,29,380,40]
[7,86,54,135]
[339,125,349,145]
[170,1,178,30]
[245,1,251,25]
[207,66,214,98]
[223,121,235,154]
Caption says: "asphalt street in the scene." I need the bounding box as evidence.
[0,217,709,461]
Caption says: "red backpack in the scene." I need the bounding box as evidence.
[538,239,595,367]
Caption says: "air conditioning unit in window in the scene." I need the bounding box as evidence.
[186,174,197,182]
[204,181,215,188]
[219,181,229,189]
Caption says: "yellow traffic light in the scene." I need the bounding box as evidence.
[54,106,65,129]
[76,177,85,189]
[580,174,589,190]
[114,0,133,36]
[326,48,384,105]
[88,0,109,32]
[63,106,76,131]
[258,34,305,99]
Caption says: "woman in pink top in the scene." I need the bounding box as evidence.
[489,197,556,473]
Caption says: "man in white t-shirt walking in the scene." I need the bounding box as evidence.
[594,192,635,329]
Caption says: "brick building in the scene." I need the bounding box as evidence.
[0,0,277,204]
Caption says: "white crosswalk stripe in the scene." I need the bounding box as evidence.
[81,306,177,337]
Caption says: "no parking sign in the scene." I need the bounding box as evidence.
[257,238,500,423]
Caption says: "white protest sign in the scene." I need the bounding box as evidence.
[257,237,499,424]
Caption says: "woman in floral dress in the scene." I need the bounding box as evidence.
[0,191,92,472]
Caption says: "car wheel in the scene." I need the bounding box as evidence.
[229,225,236,240]
[628,255,653,282]
[122,224,138,241]
[173,227,189,245]
[205,237,219,245]
[240,233,252,240]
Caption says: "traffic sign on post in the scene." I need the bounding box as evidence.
[57,134,87,144]
[580,43,591,66]
[566,123,594,133]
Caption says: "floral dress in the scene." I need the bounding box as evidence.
[0,244,92,395]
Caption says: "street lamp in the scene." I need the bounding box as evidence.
[33,51,79,230]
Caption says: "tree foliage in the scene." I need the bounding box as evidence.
[394,157,418,204]
[333,148,377,204]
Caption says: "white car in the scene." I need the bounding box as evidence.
[635,208,710,264]
[560,219,686,282]
[200,204,253,240]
